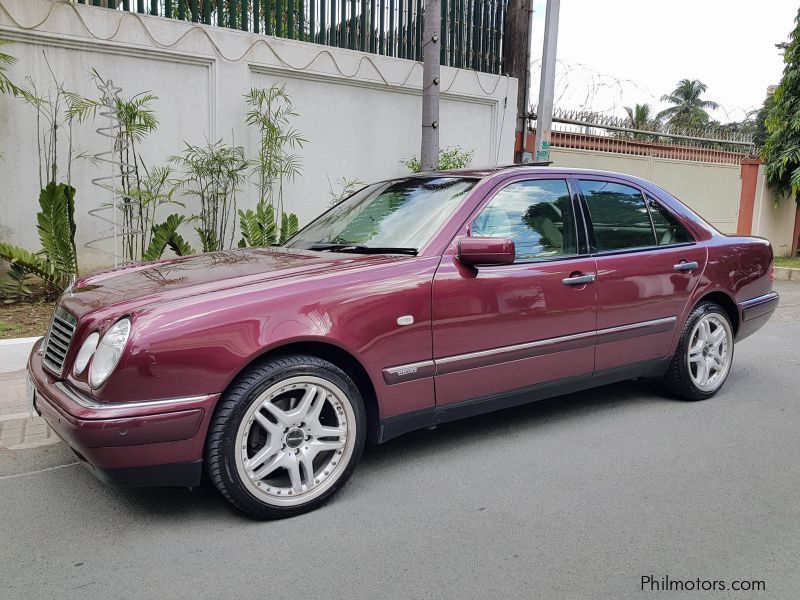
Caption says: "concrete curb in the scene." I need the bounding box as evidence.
[0,337,39,373]
[774,266,800,281]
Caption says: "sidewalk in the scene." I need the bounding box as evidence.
[0,370,58,450]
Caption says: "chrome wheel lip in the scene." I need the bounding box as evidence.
[234,375,356,508]
[687,313,733,393]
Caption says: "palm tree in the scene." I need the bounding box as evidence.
[657,79,719,130]
[624,103,655,129]
[620,104,658,141]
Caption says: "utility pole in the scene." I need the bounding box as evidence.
[420,0,441,171]
[534,0,560,163]
[502,0,534,163]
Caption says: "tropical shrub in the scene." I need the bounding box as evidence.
[762,9,800,201]
[67,72,188,261]
[240,85,304,246]
[402,146,475,173]
[1,56,82,297]
[0,183,78,295]
[238,201,298,247]
[0,40,23,98]
[171,139,251,252]
[142,213,195,261]
[327,175,363,206]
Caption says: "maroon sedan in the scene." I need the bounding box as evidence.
[28,166,778,518]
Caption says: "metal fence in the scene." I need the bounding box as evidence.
[532,108,756,166]
[72,0,507,73]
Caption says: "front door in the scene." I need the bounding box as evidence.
[431,177,598,407]
[576,178,707,372]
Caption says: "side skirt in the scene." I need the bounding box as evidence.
[376,358,671,443]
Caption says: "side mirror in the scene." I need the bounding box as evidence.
[457,237,515,267]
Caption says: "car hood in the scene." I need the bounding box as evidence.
[61,247,409,319]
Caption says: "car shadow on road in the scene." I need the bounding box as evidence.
[361,378,672,467]
[48,378,679,522]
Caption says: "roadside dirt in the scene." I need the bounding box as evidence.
[0,301,54,340]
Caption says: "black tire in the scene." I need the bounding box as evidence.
[661,301,735,401]
[206,354,366,519]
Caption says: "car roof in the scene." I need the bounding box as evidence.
[410,164,646,182]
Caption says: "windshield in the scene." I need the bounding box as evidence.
[286,177,477,253]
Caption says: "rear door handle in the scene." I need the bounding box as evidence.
[673,261,699,272]
[562,274,596,285]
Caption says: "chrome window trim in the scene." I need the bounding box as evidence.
[54,382,209,411]
[589,241,697,258]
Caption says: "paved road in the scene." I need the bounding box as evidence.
[2,282,799,599]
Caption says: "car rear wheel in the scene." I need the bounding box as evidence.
[206,355,366,519]
[661,301,734,401]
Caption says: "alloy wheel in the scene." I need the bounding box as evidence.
[687,313,733,393]
[234,376,356,507]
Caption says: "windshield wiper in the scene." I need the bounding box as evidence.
[310,243,418,256]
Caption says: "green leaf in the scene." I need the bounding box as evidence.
[196,227,219,253]
[36,183,77,278]
[143,214,196,261]
[0,241,69,291]
[238,200,277,247]
[279,212,299,244]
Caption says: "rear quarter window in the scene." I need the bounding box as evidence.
[579,180,656,251]
[646,195,694,245]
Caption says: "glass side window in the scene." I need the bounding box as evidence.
[579,180,656,251]
[471,179,577,262]
[646,195,694,245]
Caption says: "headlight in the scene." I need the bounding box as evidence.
[89,318,131,388]
[73,332,100,376]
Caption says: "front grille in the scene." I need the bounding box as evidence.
[43,307,77,376]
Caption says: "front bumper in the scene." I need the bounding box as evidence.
[27,339,220,487]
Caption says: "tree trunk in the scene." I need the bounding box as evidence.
[421,0,441,171]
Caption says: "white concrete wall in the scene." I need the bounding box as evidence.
[751,165,798,258]
[0,0,517,269]
[550,147,742,234]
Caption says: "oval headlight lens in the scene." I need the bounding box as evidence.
[73,332,100,376]
[89,318,131,388]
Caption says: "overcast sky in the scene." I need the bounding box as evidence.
[529,0,797,122]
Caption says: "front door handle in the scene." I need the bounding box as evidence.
[673,261,699,272]
[563,273,596,285]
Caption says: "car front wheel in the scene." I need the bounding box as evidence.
[662,301,735,401]
[206,355,366,519]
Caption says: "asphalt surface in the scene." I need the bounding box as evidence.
[1,282,799,599]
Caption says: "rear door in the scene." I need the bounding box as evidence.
[576,178,706,372]
[431,176,597,407]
